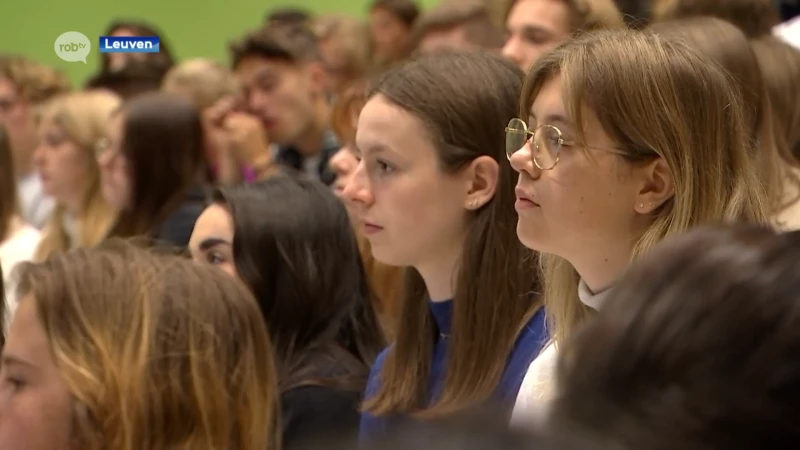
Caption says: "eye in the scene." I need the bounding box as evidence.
[206,252,226,265]
[2,374,25,392]
[377,159,394,173]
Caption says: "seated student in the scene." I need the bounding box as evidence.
[33,91,119,260]
[343,51,546,442]
[0,240,280,450]
[549,225,800,450]
[99,93,209,249]
[189,176,386,449]
[230,25,340,186]
[413,0,506,54]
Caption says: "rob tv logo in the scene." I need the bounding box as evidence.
[99,35,160,53]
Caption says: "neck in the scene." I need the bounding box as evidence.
[61,193,84,217]
[416,241,464,303]
[572,245,635,294]
[293,100,330,157]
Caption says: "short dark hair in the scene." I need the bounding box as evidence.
[230,25,320,69]
[551,224,800,450]
[265,6,313,27]
[414,0,505,49]
[84,60,165,100]
[371,0,421,27]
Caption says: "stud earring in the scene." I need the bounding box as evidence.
[648,202,653,206]
[470,199,477,208]
[638,203,644,209]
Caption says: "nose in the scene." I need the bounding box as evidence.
[342,159,374,208]
[248,90,270,117]
[502,36,522,68]
[509,141,541,180]
[329,148,349,176]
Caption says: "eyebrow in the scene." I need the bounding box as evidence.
[198,237,231,252]
[530,113,573,129]
[520,24,554,37]
[1,354,37,370]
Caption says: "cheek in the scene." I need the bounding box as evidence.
[0,383,73,450]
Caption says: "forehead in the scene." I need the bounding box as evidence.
[4,295,49,364]
[0,77,17,98]
[234,56,299,82]
[419,26,470,53]
[193,203,234,238]
[356,95,433,156]
[530,76,565,118]
[507,0,570,32]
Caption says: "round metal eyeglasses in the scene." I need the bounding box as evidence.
[505,118,563,170]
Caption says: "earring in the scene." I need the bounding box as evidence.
[638,203,644,209]
[469,199,478,208]
[648,202,653,206]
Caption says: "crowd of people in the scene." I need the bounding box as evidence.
[1,0,800,449]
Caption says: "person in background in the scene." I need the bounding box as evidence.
[330,80,405,339]
[265,6,314,28]
[509,29,769,421]
[413,0,506,54]
[650,0,780,37]
[0,124,39,329]
[98,19,175,75]
[313,14,374,96]
[189,176,385,449]
[369,0,421,68]
[613,0,653,28]
[549,225,800,450]
[99,93,209,249]
[345,51,546,442]
[231,25,339,186]
[84,59,165,100]
[0,55,70,229]
[753,35,800,160]
[162,58,278,184]
[502,0,624,72]
[651,18,800,229]
[0,240,280,450]
[33,91,119,261]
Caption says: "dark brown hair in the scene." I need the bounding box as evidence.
[551,224,800,450]
[0,124,18,240]
[84,60,164,100]
[651,0,780,37]
[414,0,506,50]
[230,25,321,69]
[0,55,71,105]
[265,7,313,27]
[106,93,208,240]
[371,0,421,27]
[752,36,800,160]
[649,17,800,214]
[362,51,541,418]
[101,19,175,74]
[215,176,385,392]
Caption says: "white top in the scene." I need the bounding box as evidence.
[510,280,611,426]
[18,173,54,230]
[1,223,42,332]
[775,16,800,50]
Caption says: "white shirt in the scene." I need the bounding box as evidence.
[775,16,800,50]
[511,280,611,426]
[18,173,54,230]
[1,223,41,331]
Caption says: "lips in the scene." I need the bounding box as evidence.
[515,187,539,206]
[361,220,383,235]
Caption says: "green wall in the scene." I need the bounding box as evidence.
[0,0,438,86]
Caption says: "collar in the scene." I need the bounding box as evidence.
[578,279,612,311]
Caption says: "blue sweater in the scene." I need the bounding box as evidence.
[359,300,548,444]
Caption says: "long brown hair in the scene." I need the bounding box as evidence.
[106,93,208,239]
[752,36,800,161]
[519,29,769,346]
[649,17,800,215]
[16,240,280,450]
[363,51,541,418]
[0,124,18,241]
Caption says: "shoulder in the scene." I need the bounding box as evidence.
[511,342,559,425]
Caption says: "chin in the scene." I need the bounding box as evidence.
[516,222,549,252]
[369,243,410,267]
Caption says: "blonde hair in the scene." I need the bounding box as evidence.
[565,0,625,31]
[519,29,770,345]
[312,14,373,84]
[649,17,800,216]
[0,55,71,106]
[16,240,280,450]
[34,91,120,260]
[161,58,241,110]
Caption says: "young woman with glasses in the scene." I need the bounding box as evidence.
[507,28,771,422]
